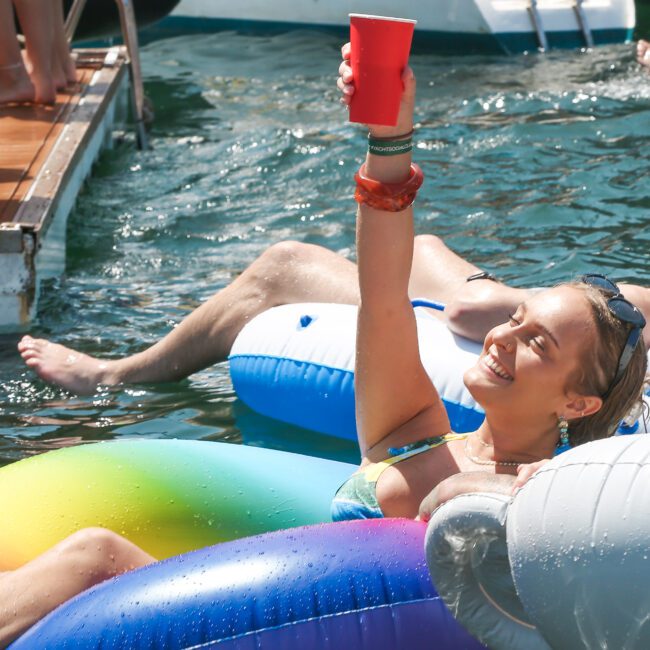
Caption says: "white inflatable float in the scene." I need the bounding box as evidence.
[425,434,650,649]
[229,302,650,440]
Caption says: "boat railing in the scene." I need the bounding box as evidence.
[573,0,594,48]
[527,0,548,51]
[64,0,149,149]
[529,0,594,51]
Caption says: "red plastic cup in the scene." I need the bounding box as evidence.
[348,14,416,127]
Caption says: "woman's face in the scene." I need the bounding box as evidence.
[464,286,597,423]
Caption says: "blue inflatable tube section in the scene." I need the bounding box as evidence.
[230,303,650,440]
[11,519,485,649]
[230,303,486,440]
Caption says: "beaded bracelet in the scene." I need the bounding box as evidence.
[367,129,414,141]
[354,163,424,212]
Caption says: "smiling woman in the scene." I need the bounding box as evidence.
[464,281,646,450]
[329,43,648,521]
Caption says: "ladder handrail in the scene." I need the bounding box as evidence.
[63,0,87,42]
[63,0,149,150]
[573,0,595,48]
[528,0,549,51]
[114,0,149,149]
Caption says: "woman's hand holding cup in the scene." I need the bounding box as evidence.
[338,21,418,186]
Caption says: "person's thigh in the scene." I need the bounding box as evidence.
[408,235,482,303]
[407,235,483,326]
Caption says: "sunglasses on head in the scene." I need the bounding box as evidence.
[580,274,646,399]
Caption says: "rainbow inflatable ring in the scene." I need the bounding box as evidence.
[6,301,648,647]
[2,440,483,649]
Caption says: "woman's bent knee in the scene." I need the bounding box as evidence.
[413,234,446,256]
[261,240,313,266]
[57,527,128,582]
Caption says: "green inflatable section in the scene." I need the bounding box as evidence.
[0,439,356,570]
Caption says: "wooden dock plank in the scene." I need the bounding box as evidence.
[0,47,129,328]
[0,67,95,223]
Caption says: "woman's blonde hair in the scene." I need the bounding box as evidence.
[565,282,647,446]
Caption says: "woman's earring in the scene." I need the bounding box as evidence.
[558,416,570,448]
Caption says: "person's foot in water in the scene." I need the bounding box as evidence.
[17,336,120,394]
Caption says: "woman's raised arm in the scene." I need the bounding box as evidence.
[338,44,451,459]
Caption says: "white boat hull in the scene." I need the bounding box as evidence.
[167,0,635,53]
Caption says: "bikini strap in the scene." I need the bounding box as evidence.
[361,432,469,483]
[387,432,468,457]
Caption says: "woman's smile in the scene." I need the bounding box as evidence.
[480,351,514,382]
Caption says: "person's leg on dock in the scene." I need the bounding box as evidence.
[11,0,56,104]
[0,528,154,647]
[52,0,75,86]
[0,0,34,105]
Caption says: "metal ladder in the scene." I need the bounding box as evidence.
[573,0,594,48]
[528,0,594,52]
[64,0,149,150]
[527,0,548,51]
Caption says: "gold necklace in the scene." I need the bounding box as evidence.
[473,433,493,448]
[463,434,521,468]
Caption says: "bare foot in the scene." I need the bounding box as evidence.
[637,40,650,69]
[57,46,77,85]
[30,73,56,104]
[51,56,68,91]
[0,62,35,105]
[18,336,120,394]
[20,51,56,104]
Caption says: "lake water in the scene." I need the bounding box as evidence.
[0,31,648,467]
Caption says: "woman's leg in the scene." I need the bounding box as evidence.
[0,0,34,105]
[51,0,75,85]
[18,241,360,393]
[410,239,650,348]
[20,237,649,394]
[0,528,154,647]
[11,0,56,104]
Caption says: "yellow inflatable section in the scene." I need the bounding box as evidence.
[0,439,355,569]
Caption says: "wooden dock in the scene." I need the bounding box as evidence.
[0,46,129,329]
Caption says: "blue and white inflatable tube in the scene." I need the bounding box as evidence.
[230,302,485,439]
[11,519,485,650]
[230,302,650,439]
